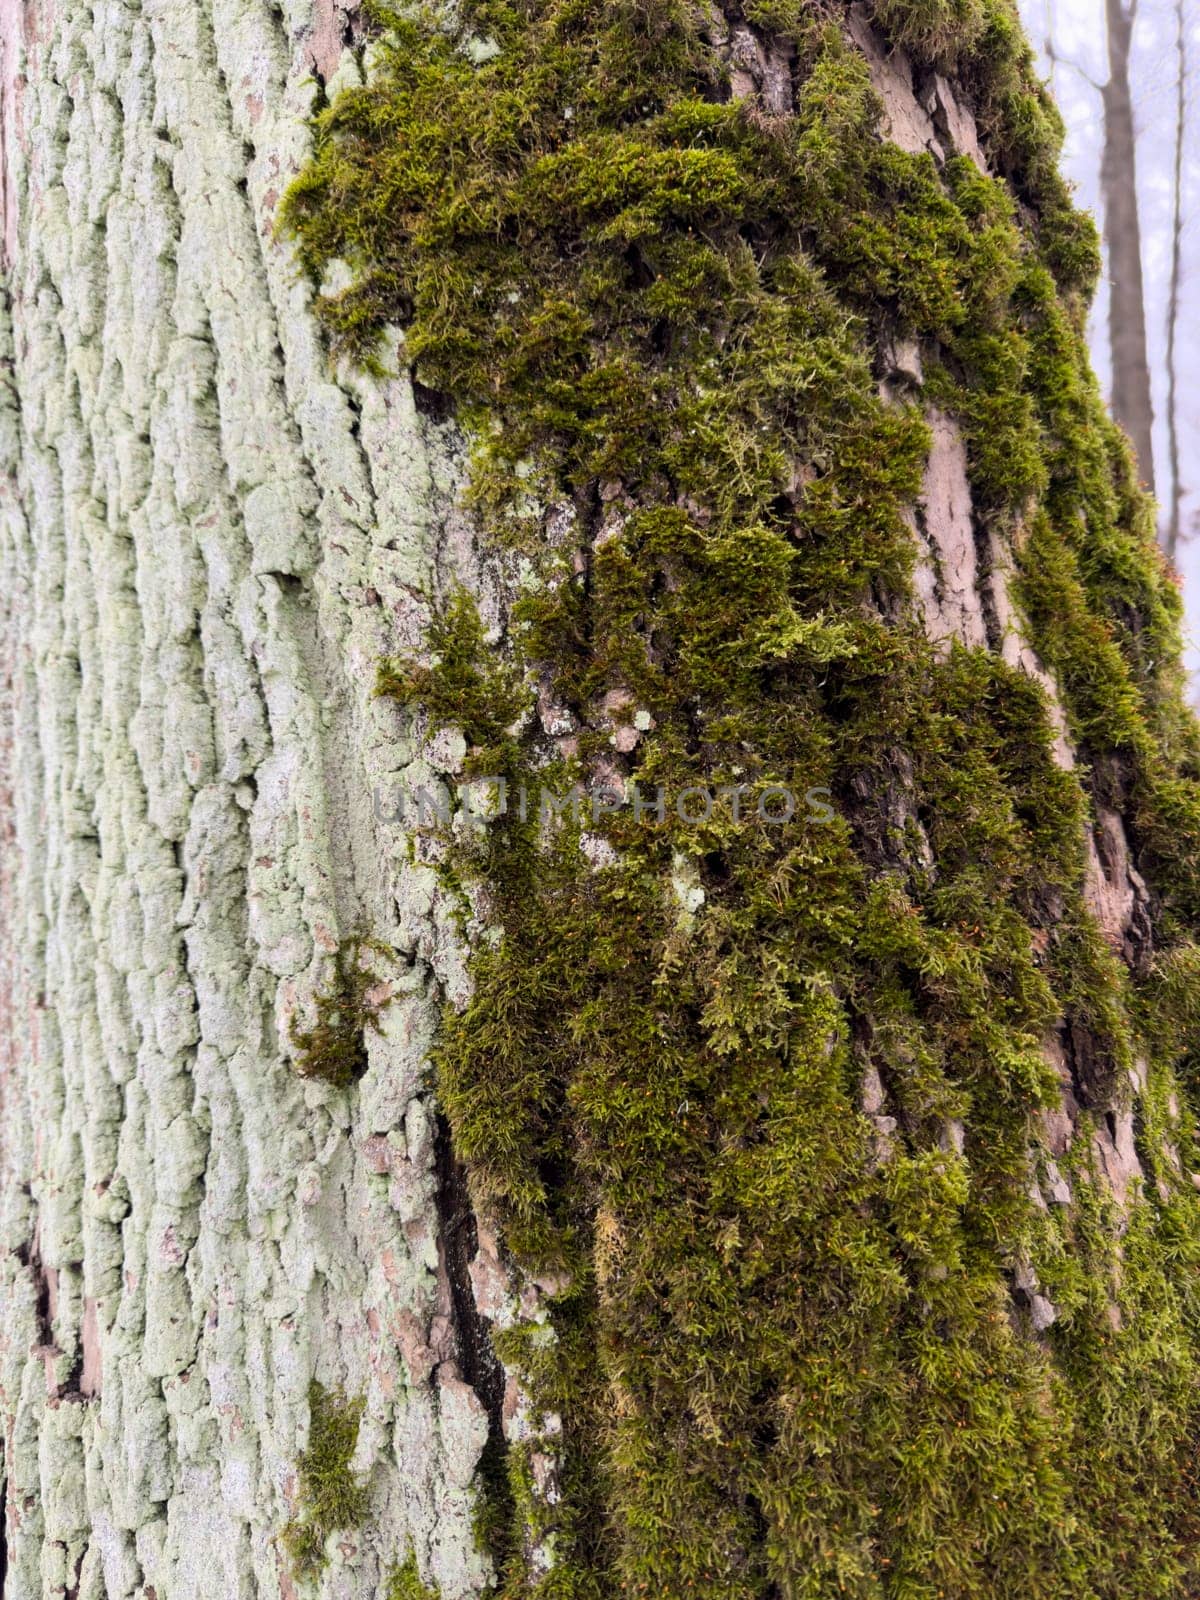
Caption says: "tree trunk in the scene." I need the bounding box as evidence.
[3,4,1200,1599]
[1101,0,1157,493]
[1163,0,1187,560]
[0,2,494,1596]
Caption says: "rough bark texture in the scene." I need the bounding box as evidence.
[3,1,1200,1598]
[0,3,499,1596]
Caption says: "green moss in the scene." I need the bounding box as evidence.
[282,1383,369,1580]
[869,0,990,65]
[290,937,392,1088]
[388,1555,440,1600]
[378,589,528,770]
[282,1,1200,1595]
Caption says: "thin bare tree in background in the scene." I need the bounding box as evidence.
[1103,0,1157,494]
[1163,0,1187,560]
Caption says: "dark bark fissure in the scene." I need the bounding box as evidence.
[411,381,455,423]
[433,1114,517,1572]
[1063,1013,1118,1112]
[14,1231,91,1403]
[0,1463,8,1600]
[433,1113,507,1430]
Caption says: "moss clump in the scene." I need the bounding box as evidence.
[388,1555,440,1600]
[378,589,528,769]
[870,0,990,64]
[290,937,392,1088]
[282,1382,369,1580]
[283,1,1200,1595]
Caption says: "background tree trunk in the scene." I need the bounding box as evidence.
[3,2,1200,1598]
[1102,0,1157,491]
[1163,0,1188,558]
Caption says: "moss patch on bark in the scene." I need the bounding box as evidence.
[282,1382,369,1578]
[282,2,1200,1595]
[290,937,393,1087]
[389,1554,442,1599]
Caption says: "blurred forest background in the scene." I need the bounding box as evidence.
[1020,0,1200,685]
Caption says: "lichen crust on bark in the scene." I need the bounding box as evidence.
[0,0,505,1596]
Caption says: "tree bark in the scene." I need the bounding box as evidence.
[2,2,1200,1598]
[1102,0,1157,493]
[1163,0,1187,559]
[0,3,493,1595]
